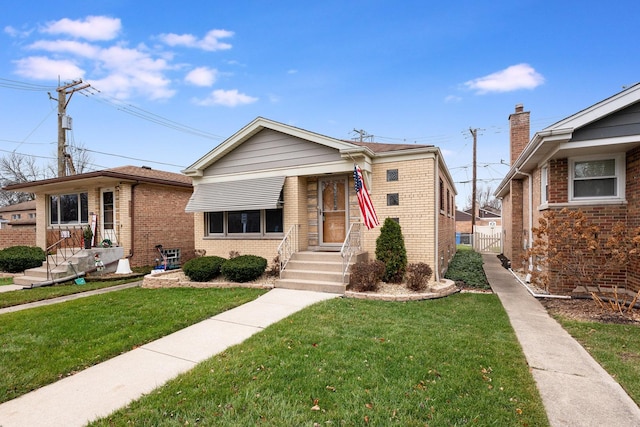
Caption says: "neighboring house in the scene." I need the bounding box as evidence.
[183,117,457,289]
[455,206,502,247]
[496,84,640,295]
[3,166,195,268]
[0,200,37,248]
[0,200,36,228]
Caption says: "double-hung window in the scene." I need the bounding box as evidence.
[569,154,624,201]
[540,165,549,204]
[49,193,89,225]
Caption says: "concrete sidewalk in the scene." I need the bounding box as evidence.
[483,253,640,427]
[0,288,338,427]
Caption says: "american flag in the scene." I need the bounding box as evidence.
[354,164,380,229]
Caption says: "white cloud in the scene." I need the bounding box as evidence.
[28,40,100,58]
[194,89,258,107]
[444,95,462,103]
[5,25,32,38]
[185,67,217,87]
[159,29,233,51]
[464,63,544,94]
[14,56,84,80]
[41,16,121,41]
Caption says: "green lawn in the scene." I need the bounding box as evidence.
[0,287,266,403]
[0,277,13,286]
[91,293,549,426]
[0,278,142,308]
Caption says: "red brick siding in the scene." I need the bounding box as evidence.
[548,159,568,203]
[627,146,640,291]
[0,227,36,249]
[129,184,195,268]
[545,204,628,294]
[509,180,525,269]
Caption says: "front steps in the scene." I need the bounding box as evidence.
[275,251,366,294]
[12,247,124,288]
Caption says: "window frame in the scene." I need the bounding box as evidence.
[568,153,625,202]
[48,192,89,225]
[540,165,549,204]
[205,208,284,238]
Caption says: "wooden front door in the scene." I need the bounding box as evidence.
[319,177,347,245]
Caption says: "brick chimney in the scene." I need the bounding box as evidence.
[509,104,530,165]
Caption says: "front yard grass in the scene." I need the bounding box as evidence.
[0,278,142,309]
[0,287,266,403]
[0,277,13,286]
[552,316,640,406]
[91,293,549,426]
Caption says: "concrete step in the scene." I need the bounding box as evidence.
[281,268,346,283]
[285,259,344,273]
[274,278,346,294]
[290,251,343,263]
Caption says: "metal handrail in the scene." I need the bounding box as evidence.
[340,222,362,282]
[277,225,298,277]
[44,227,85,280]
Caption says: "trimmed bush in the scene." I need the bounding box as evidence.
[182,256,226,282]
[444,247,490,290]
[0,246,46,273]
[375,218,407,283]
[221,255,267,283]
[406,262,433,292]
[348,260,385,292]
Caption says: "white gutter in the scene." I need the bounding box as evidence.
[508,268,570,299]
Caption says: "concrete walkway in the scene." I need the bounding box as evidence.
[483,253,640,427]
[0,288,338,427]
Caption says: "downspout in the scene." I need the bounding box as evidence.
[128,182,140,259]
[515,168,533,271]
[434,156,441,282]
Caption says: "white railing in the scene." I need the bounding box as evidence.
[277,225,298,277]
[340,222,362,282]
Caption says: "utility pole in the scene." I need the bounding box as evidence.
[469,128,478,237]
[52,80,90,177]
[352,129,373,143]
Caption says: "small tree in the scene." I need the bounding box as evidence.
[375,218,407,283]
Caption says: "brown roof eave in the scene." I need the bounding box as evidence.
[3,171,192,192]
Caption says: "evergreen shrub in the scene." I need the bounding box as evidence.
[221,255,267,283]
[182,256,226,282]
[375,218,407,283]
[0,246,46,273]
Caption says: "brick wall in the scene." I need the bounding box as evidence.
[509,180,525,268]
[0,227,36,249]
[544,204,628,294]
[129,184,195,268]
[626,146,640,291]
[548,159,568,203]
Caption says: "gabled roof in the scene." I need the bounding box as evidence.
[183,117,363,176]
[496,83,640,197]
[3,165,191,193]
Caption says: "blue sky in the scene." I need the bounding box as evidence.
[1,0,639,208]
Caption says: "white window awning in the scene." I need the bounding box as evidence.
[185,176,285,213]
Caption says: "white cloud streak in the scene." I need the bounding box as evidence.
[159,29,233,51]
[41,16,121,41]
[464,64,544,94]
[194,89,258,107]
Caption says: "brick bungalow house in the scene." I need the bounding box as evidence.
[3,166,195,272]
[183,117,457,291]
[496,84,640,295]
[0,200,37,248]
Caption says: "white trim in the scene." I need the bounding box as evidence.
[568,153,625,202]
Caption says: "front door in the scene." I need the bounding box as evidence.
[101,188,118,246]
[319,177,348,246]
